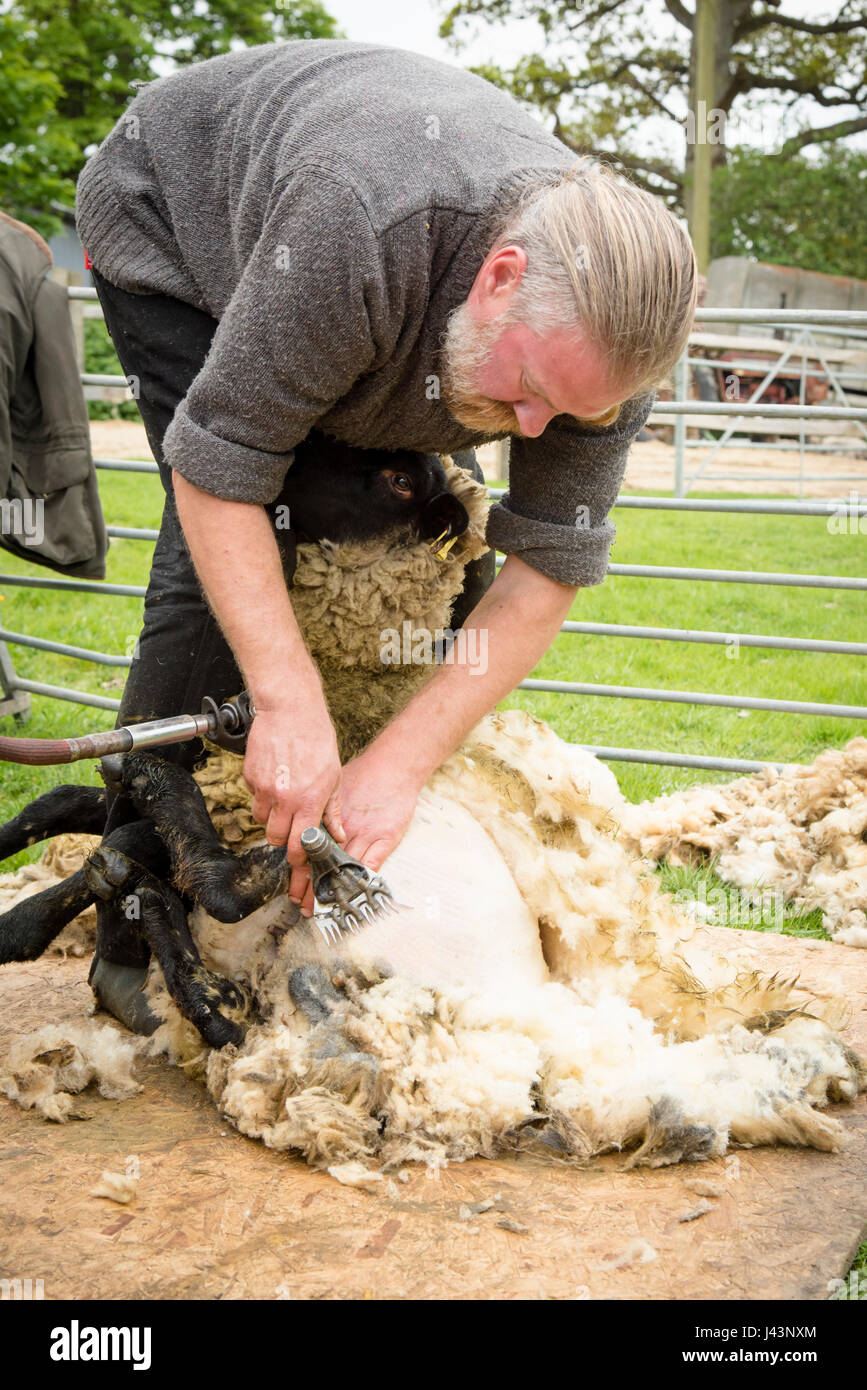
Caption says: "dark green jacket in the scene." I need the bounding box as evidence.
[0,211,107,579]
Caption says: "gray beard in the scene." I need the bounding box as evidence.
[439,300,523,437]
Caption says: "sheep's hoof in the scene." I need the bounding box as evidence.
[186,966,253,1049]
[99,754,125,795]
[84,845,140,900]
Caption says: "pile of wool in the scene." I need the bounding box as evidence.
[0,1020,141,1121]
[620,739,867,946]
[137,710,864,1178]
[0,832,101,956]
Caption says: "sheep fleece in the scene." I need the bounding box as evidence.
[135,711,866,1176]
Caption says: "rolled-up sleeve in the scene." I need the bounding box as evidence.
[485,391,655,585]
[163,169,380,503]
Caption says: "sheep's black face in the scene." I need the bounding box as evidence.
[274,434,469,547]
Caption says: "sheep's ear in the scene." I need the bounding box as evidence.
[417,494,470,542]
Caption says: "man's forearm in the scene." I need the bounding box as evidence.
[171,472,323,708]
[369,553,577,783]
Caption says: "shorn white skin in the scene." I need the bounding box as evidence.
[172,243,625,913]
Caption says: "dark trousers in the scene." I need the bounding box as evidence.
[90,269,495,964]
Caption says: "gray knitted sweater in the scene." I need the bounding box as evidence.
[76,40,653,585]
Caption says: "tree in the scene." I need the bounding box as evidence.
[0,0,342,229]
[0,12,80,235]
[438,0,867,213]
[711,144,867,279]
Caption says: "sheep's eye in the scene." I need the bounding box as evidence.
[384,470,414,498]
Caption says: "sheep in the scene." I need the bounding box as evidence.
[34,707,855,1176]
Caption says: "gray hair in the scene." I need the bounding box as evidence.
[491,161,697,414]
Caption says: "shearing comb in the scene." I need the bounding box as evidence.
[300,824,400,944]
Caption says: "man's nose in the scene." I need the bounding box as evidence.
[513,401,556,437]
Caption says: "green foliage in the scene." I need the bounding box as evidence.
[710,144,867,280]
[0,0,342,220]
[84,319,142,421]
[0,11,79,236]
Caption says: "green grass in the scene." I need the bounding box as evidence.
[499,489,865,803]
[0,470,164,867]
[655,859,828,940]
[833,1242,867,1299]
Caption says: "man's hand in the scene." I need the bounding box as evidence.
[338,745,427,874]
[243,701,344,910]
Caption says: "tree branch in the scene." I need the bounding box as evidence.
[662,0,694,30]
[728,67,865,106]
[622,68,683,121]
[739,10,867,38]
[562,0,632,34]
[781,112,867,154]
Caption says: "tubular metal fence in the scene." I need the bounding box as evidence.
[0,292,864,775]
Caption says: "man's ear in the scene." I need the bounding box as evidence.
[418,493,470,542]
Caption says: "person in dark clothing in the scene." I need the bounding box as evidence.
[0,210,106,579]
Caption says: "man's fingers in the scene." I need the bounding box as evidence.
[322,789,345,844]
[286,807,329,869]
[289,864,310,904]
[343,834,392,872]
[265,804,292,849]
[358,838,393,874]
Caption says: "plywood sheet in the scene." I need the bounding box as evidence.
[1,928,865,1301]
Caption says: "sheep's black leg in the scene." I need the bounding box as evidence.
[0,820,168,965]
[84,844,253,1049]
[116,752,290,922]
[0,785,107,864]
[0,872,95,963]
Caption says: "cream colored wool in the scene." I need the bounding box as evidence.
[4,716,862,1169]
[0,1021,141,1121]
[91,1170,138,1204]
[133,710,864,1177]
[0,833,100,956]
[620,739,867,945]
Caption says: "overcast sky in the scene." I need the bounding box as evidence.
[324,0,537,67]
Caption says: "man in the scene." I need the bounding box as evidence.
[75,40,696,1026]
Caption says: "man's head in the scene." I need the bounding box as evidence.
[440,161,697,438]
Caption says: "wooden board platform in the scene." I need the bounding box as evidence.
[2,928,866,1301]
